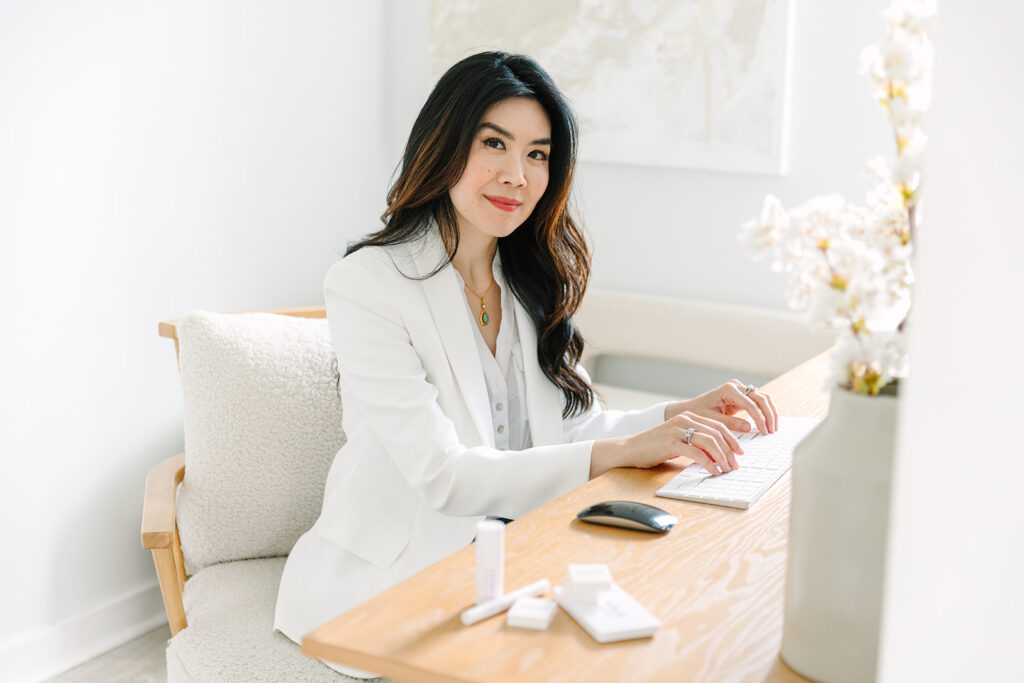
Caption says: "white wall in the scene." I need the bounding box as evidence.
[878,3,1024,680]
[0,2,385,680]
[387,0,893,309]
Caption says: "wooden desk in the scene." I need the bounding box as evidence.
[303,351,831,682]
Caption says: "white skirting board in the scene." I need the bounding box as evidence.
[0,582,167,683]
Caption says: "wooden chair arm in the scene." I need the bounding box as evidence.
[142,453,185,549]
[141,453,188,635]
[158,305,327,342]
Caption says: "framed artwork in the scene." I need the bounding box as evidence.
[430,0,795,175]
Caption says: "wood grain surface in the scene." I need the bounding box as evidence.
[303,351,832,682]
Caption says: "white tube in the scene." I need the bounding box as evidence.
[475,519,505,604]
[460,579,551,626]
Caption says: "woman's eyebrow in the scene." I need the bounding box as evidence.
[479,122,552,146]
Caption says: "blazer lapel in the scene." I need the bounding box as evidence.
[408,229,494,447]
[513,297,562,447]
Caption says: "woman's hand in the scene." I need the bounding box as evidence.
[589,380,780,480]
[590,411,744,479]
[664,379,779,436]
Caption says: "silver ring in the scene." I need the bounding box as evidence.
[744,384,757,396]
[684,427,695,445]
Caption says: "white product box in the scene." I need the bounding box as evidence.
[555,583,660,643]
[561,563,613,603]
[506,597,558,630]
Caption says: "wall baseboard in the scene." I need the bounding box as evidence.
[0,582,168,683]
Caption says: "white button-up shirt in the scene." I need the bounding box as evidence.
[454,251,532,452]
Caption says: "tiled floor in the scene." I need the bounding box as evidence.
[45,625,170,682]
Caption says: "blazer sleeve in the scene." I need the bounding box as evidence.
[326,253,593,520]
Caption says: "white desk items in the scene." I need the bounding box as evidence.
[460,579,551,626]
[576,500,677,532]
[506,597,558,630]
[463,519,550,627]
[657,416,822,509]
[554,564,660,643]
[474,519,505,603]
[465,518,658,639]
[560,564,612,602]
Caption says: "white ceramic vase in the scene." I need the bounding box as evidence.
[781,386,899,683]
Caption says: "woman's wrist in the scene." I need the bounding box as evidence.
[590,436,633,479]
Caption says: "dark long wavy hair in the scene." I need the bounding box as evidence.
[346,51,595,418]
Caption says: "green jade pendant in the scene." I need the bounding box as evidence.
[464,277,493,327]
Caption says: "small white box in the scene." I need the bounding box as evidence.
[561,564,613,603]
[506,597,558,630]
[555,583,660,643]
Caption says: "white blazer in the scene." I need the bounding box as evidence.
[273,227,669,660]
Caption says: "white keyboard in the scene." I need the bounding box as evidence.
[656,417,821,509]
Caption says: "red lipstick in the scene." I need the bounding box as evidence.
[485,195,521,212]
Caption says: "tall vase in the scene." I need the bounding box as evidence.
[781,386,899,683]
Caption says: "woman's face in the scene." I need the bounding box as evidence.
[448,97,552,241]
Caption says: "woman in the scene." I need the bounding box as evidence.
[274,52,777,677]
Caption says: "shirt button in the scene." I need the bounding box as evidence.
[497,425,506,434]
[496,402,504,411]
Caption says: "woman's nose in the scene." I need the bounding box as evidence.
[499,156,527,187]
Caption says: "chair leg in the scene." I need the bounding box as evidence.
[151,548,188,635]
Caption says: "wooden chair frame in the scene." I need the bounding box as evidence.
[140,306,326,635]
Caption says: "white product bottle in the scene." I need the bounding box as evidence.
[474,519,505,604]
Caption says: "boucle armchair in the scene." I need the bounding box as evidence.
[140,292,830,681]
[141,306,368,681]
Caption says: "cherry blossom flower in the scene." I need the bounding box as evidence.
[740,0,933,395]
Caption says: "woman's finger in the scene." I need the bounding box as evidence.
[673,422,723,475]
[687,446,723,476]
[675,413,740,470]
[690,414,743,465]
[729,379,748,393]
[717,414,752,433]
[730,379,775,432]
[763,391,780,431]
[728,385,771,434]
[747,389,776,433]
[690,432,733,473]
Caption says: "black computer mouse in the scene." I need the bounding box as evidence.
[577,501,677,533]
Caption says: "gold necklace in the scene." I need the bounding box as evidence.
[463,275,495,326]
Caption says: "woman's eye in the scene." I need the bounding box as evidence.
[529,149,549,161]
[483,137,505,150]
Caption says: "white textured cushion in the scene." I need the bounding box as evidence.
[167,557,389,682]
[176,311,345,574]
